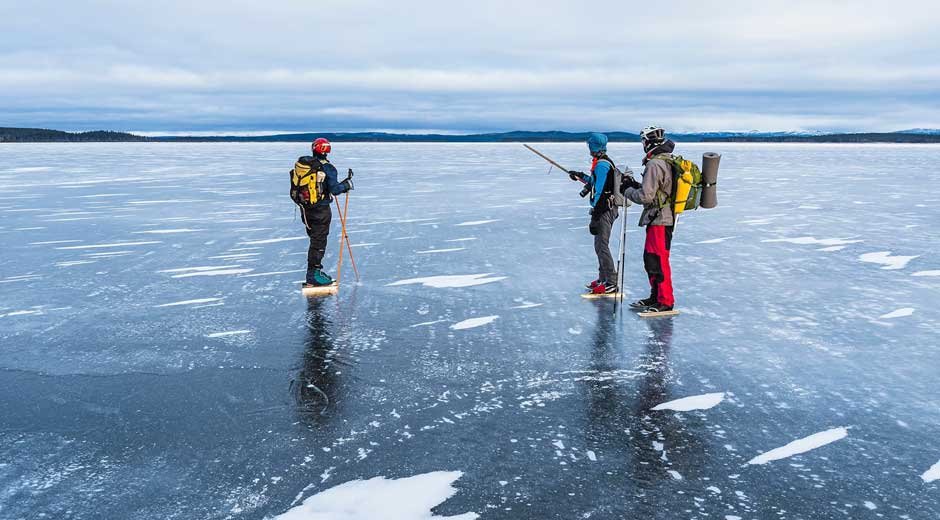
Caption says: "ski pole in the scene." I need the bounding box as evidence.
[619,204,628,306]
[341,191,360,281]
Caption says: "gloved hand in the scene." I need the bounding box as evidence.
[588,208,594,216]
[347,168,354,179]
[622,174,641,190]
[341,178,354,191]
[568,170,584,182]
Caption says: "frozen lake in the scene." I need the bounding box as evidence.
[1,142,939,519]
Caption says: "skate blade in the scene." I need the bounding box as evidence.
[638,309,680,318]
[301,283,338,297]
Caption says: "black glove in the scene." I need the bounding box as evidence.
[568,170,584,182]
[623,174,641,190]
[341,178,354,191]
[347,168,354,179]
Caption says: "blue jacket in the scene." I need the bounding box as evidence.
[574,133,612,208]
[572,160,612,208]
[302,154,350,207]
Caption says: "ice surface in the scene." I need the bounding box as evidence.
[748,427,849,465]
[651,392,725,412]
[3,143,939,519]
[762,237,862,246]
[274,472,477,520]
[912,270,940,277]
[387,274,507,288]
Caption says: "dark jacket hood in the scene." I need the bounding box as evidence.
[643,139,676,164]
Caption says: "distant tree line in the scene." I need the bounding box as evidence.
[0,127,148,143]
[701,133,940,143]
[2,127,940,143]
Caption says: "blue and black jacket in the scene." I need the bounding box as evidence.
[572,132,615,209]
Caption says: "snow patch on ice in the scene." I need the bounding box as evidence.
[762,237,862,247]
[912,270,940,277]
[133,228,203,234]
[748,427,848,465]
[416,247,466,254]
[206,330,251,338]
[238,236,307,245]
[696,236,737,244]
[243,269,305,277]
[411,320,447,328]
[388,274,506,288]
[859,251,918,270]
[667,470,683,480]
[878,308,914,319]
[55,240,161,250]
[450,316,498,330]
[652,392,725,412]
[158,265,241,274]
[274,471,478,520]
[171,268,254,278]
[155,297,224,308]
[455,219,499,227]
[922,459,940,483]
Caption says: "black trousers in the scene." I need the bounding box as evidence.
[301,204,332,282]
[591,207,619,282]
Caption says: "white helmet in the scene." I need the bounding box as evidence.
[640,126,666,152]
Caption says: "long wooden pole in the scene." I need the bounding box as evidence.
[523,144,571,173]
[334,198,345,285]
[341,192,359,281]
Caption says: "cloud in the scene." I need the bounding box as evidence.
[1,0,939,132]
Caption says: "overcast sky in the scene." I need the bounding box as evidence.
[1,0,938,134]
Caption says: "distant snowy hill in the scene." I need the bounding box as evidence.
[895,128,940,135]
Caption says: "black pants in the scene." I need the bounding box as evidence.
[591,207,619,282]
[301,204,332,282]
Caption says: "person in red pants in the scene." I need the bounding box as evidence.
[622,126,676,312]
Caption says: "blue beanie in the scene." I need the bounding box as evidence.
[587,132,608,154]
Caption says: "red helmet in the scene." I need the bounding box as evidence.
[312,138,331,155]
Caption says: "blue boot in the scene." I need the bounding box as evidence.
[308,269,334,286]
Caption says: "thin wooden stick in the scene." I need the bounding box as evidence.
[341,192,360,281]
[334,198,345,285]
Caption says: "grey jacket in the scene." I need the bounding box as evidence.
[624,157,674,226]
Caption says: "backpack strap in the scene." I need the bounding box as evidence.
[648,153,675,208]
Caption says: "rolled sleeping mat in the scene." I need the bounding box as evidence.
[700,152,721,209]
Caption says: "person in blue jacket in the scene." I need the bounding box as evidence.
[568,133,623,294]
[290,138,354,288]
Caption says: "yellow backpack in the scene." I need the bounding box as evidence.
[290,157,328,206]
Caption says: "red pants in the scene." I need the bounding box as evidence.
[643,225,674,306]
